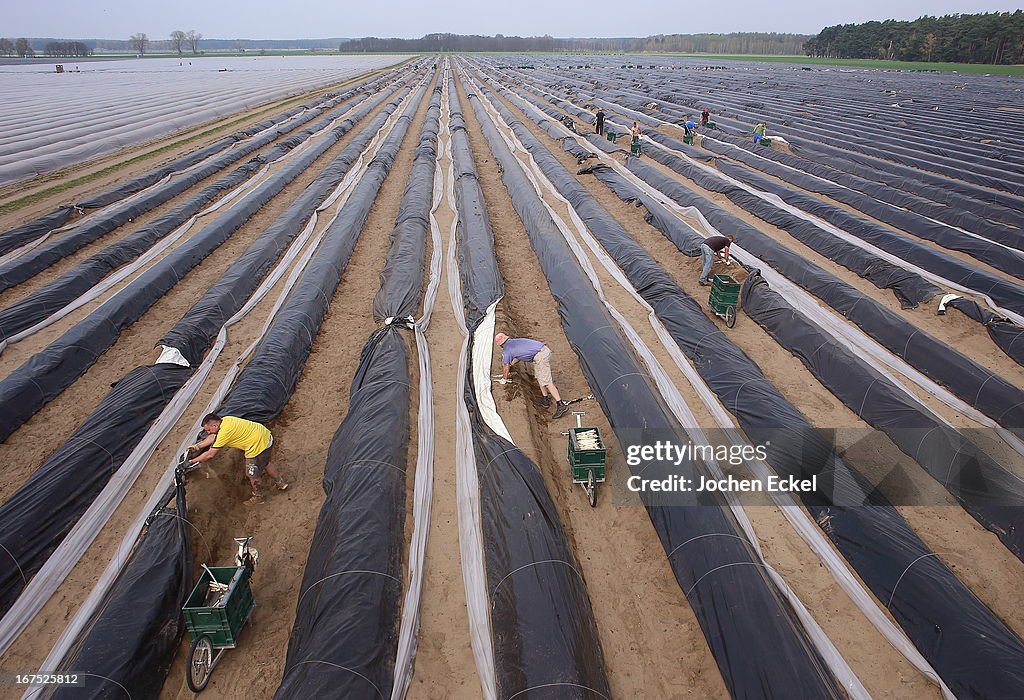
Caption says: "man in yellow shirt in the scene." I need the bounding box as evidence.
[189,413,289,504]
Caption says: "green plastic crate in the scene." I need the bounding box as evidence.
[568,426,607,483]
[710,288,739,305]
[709,274,741,315]
[711,274,740,292]
[183,566,254,648]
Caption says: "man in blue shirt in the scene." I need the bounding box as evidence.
[496,332,570,419]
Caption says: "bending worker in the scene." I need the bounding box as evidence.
[753,121,767,144]
[189,413,288,505]
[495,333,570,419]
[699,234,735,286]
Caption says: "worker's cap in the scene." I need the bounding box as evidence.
[494,332,509,346]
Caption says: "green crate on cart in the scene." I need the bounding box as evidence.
[709,274,740,315]
[568,426,606,482]
[183,566,254,648]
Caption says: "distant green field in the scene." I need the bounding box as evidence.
[647,53,1024,75]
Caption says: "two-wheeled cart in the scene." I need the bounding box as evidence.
[708,273,740,328]
[565,411,607,507]
[182,536,257,692]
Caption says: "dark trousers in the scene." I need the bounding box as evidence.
[595,118,604,134]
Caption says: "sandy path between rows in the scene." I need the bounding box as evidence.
[489,64,1024,674]
[0,74,423,681]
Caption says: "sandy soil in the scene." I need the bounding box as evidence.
[0,89,413,503]
[474,71,943,699]
[156,74,436,700]
[1,57,1023,700]
[407,83,480,700]
[457,73,732,698]
[0,72,426,683]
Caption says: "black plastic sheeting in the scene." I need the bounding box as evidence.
[275,327,409,699]
[468,391,611,699]
[0,90,361,294]
[468,77,843,699]
[715,158,1024,311]
[161,81,415,366]
[45,476,193,700]
[0,72,405,340]
[0,81,414,444]
[0,79,419,619]
[79,106,309,210]
[699,135,1024,253]
[742,272,1024,556]
[372,84,441,322]
[450,84,502,329]
[456,78,611,699]
[949,298,1024,368]
[559,64,1024,211]
[276,76,440,699]
[0,207,73,257]
[605,157,1024,437]
[509,63,1024,248]
[632,135,940,309]
[219,81,422,422]
[0,364,190,615]
[501,60,1024,230]
[496,89,1024,695]
[0,72,426,698]
[0,159,264,341]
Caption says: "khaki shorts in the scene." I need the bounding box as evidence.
[532,346,553,386]
[245,444,273,478]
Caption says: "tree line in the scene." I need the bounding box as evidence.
[43,41,91,57]
[340,32,810,54]
[126,30,203,55]
[0,38,34,57]
[803,11,1024,64]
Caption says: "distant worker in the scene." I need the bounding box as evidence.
[683,117,698,143]
[630,121,643,156]
[189,413,289,505]
[495,333,571,419]
[699,234,735,286]
[753,121,767,145]
[595,109,606,135]
[701,108,710,126]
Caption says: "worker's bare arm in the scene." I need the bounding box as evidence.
[189,446,220,466]
[193,433,217,451]
[502,362,513,380]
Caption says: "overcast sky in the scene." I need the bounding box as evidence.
[5,0,1021,39]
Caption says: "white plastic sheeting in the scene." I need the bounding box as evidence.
[466,67,872,699]
[0,55,412,185]
[441,69,499,700]
[481,68,959,697]
[503,73,1024,461]
[391,71,444,699]
[16,79,428,680]
[0,93,377,354]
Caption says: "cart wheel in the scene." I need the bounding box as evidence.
[588,469,597,507]
[186,635,214,693]
[725,306,737,328]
